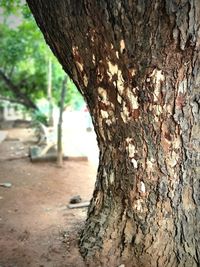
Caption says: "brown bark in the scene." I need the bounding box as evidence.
[26,1,200,266]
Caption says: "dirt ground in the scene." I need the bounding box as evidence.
[0,128,97,267]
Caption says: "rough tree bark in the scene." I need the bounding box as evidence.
[26,1,200,266]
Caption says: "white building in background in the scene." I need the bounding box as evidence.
[0,100,28,121]
[0,98,99,165]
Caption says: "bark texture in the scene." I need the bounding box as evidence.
[26,1,200,266]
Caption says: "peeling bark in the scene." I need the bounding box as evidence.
[26,1,200,266]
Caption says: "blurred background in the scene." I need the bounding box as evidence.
[0,0,99,166]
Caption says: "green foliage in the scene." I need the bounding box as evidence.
[0,7,47,103]
[0,0,23,14]
[32,109,48,126]
[0,1,84,111]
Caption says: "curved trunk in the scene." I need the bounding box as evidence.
[26,1,200,266]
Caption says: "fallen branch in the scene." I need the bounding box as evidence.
[0,68,38,110]
[67,201,90,209]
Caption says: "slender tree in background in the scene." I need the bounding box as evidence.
[57,76,67,167]
[26,1,200,266]
[47,58,54,126]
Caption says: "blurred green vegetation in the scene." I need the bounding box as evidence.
[0,0,84,116]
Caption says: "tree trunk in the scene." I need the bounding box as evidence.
[57,76,67,167]
[26,1,200,266]
[47,58,54,126]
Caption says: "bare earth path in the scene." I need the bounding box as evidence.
[0,128,96,267]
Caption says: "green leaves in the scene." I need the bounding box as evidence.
[0,2,84,111]
[0,0,23,13]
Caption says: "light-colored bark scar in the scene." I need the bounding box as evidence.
[116,51,119,59]
[75,61,84,72]
[149,104,163,121]
[107,60,124,95]
[98,87,115,126]
[100,110,109,119]
[155,105,163,116]
[109,172,114,184]
[120,39,125,53]
[146,158,157,180]
[129,68,136,77]
[167,150,179,168]
[92,54,96,64]
[117,70,124,95]
[182,187,196,210]
[131,158,138,169]
[177,79,187,94]
[126,138,138,168]
[121,101,129,123]
[127,87,139,110]
[147,158,155,170]
[98,87,109,105]
[117,94,122,104]
[83,74,88,87]
[140,181,146,193]
[105,119,112,126]
[149,68,165,102]
[134,199,144,212]
[120,88,139,123]
[97,65,103,82]
[126,138,136,157]
[107,61,118,78]
[72,46,85,75]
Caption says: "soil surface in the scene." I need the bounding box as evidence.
[0,128,97,267]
